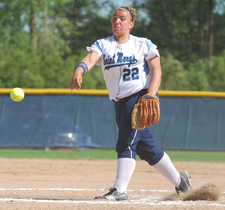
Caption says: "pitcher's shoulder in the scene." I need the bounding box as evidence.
[129,34,150,44]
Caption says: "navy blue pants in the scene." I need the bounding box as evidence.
[114,89,164,166]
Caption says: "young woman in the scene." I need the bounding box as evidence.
[69,6,192,201]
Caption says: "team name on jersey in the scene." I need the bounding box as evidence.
[103,53,137,70]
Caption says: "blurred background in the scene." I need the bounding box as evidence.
[0,0,225,91]
[0,0,225,151]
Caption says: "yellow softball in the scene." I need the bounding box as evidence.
[10,87,25,102]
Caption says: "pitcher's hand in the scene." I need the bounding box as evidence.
[69,68,83,91]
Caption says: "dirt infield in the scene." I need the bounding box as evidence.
[0,158,224,209]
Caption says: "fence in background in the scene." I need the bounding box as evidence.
[0,89,225,151]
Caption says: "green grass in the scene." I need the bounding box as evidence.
[0,149,117,160]
[0,149,225,162]
[166,150,225,162]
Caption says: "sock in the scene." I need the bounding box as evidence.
[152,152,180,187]
[113,158,136,193]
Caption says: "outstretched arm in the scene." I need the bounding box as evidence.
[69,51,101,91]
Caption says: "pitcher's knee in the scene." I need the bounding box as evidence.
[117,150,137,160]
[137,148,164,166]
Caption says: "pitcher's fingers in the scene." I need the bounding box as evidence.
[76,78,82,90]
[68,82,74,91]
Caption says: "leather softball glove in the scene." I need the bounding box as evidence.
[131,93,160,130]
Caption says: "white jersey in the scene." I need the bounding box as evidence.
[86,35,160,101]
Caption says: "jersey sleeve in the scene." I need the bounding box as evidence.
[86,40,102,66]
[86,40,102,56]
[145,40,160,60]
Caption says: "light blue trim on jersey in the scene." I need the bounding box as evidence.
[93,40,102,52]
[147,40,154,51]
[143,59,150,75]
[143,40,154,75]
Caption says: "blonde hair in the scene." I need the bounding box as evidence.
[116,6,138,22]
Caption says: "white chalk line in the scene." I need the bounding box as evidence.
[0,197,225,207]
[0,188,224,207]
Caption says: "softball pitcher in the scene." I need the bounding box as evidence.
[69,6,192,201]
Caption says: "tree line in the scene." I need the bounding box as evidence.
[0,0,225,91]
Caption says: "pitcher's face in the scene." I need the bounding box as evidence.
[111,10,134,37]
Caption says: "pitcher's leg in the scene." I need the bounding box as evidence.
[114,158,136,193]
[152,152,180,187]
[137,128,192,193]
